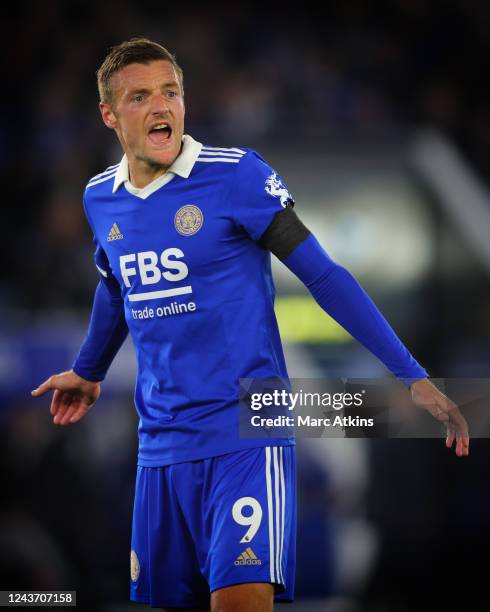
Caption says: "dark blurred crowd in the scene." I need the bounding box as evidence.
[2,0,490,311]
[0,398,139,608]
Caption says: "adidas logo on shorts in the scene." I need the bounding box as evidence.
[234,547,262,566]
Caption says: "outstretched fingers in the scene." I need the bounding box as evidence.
[67,404,91,424]
[455,435,470,457]
[411,380,470,457]
[445,422,455,449]
[56,404,79,426]
[32,370,100,427]
[31,376,56,397]
[52,392,73,424]
[52,394,91,426]
[50,389,64,416]
[445,402,470,456]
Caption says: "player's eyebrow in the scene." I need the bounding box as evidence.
[127,82,180,96]
[127,87,151,96]
[161,81,180,89]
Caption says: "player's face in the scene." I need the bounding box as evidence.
[101,60,185,173]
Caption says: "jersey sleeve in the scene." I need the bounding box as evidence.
[72,195,127,381]
[93,240,122,301]
[72,280,128,382]
[230,151,295,241]
[283,233,429,386]
[83,193,122,301]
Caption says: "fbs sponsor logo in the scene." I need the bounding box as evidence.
[108,222,123,241]
[234,547,262,566]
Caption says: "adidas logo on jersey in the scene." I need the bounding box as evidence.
[107,223,123,241]
[234,547,262,566]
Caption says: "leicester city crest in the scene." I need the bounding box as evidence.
[174,204,204,236]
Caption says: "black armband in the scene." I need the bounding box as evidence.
[258,205,311,260]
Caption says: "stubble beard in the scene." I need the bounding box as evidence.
[136,139,183,173]
[137,153,171,173]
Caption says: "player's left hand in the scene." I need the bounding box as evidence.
[410,378,469,457]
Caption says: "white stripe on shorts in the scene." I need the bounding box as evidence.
[279,446,286,584]
[273,447,281,584]
[265,446,286,586]
[265,447,275,583]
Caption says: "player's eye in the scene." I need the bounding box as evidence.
[132,94,145,103]
[166,91,177,98]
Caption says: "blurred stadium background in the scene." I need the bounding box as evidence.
[2,1,490,610]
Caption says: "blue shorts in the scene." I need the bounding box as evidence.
[129,445,296,608]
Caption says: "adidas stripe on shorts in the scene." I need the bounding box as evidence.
[129,445,296,608]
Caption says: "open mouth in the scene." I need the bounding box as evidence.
[148,123,172,146]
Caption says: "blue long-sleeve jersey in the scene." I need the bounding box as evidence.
[74,135,427,466]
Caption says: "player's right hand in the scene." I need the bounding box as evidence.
[31,370,101,426]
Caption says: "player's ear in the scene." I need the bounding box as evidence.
[99,101,118,129]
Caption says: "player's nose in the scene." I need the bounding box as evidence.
[149,93,170,114]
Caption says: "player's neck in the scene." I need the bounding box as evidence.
[128,159,169,189]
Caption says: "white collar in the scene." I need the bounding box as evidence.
[112,134,202,199]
